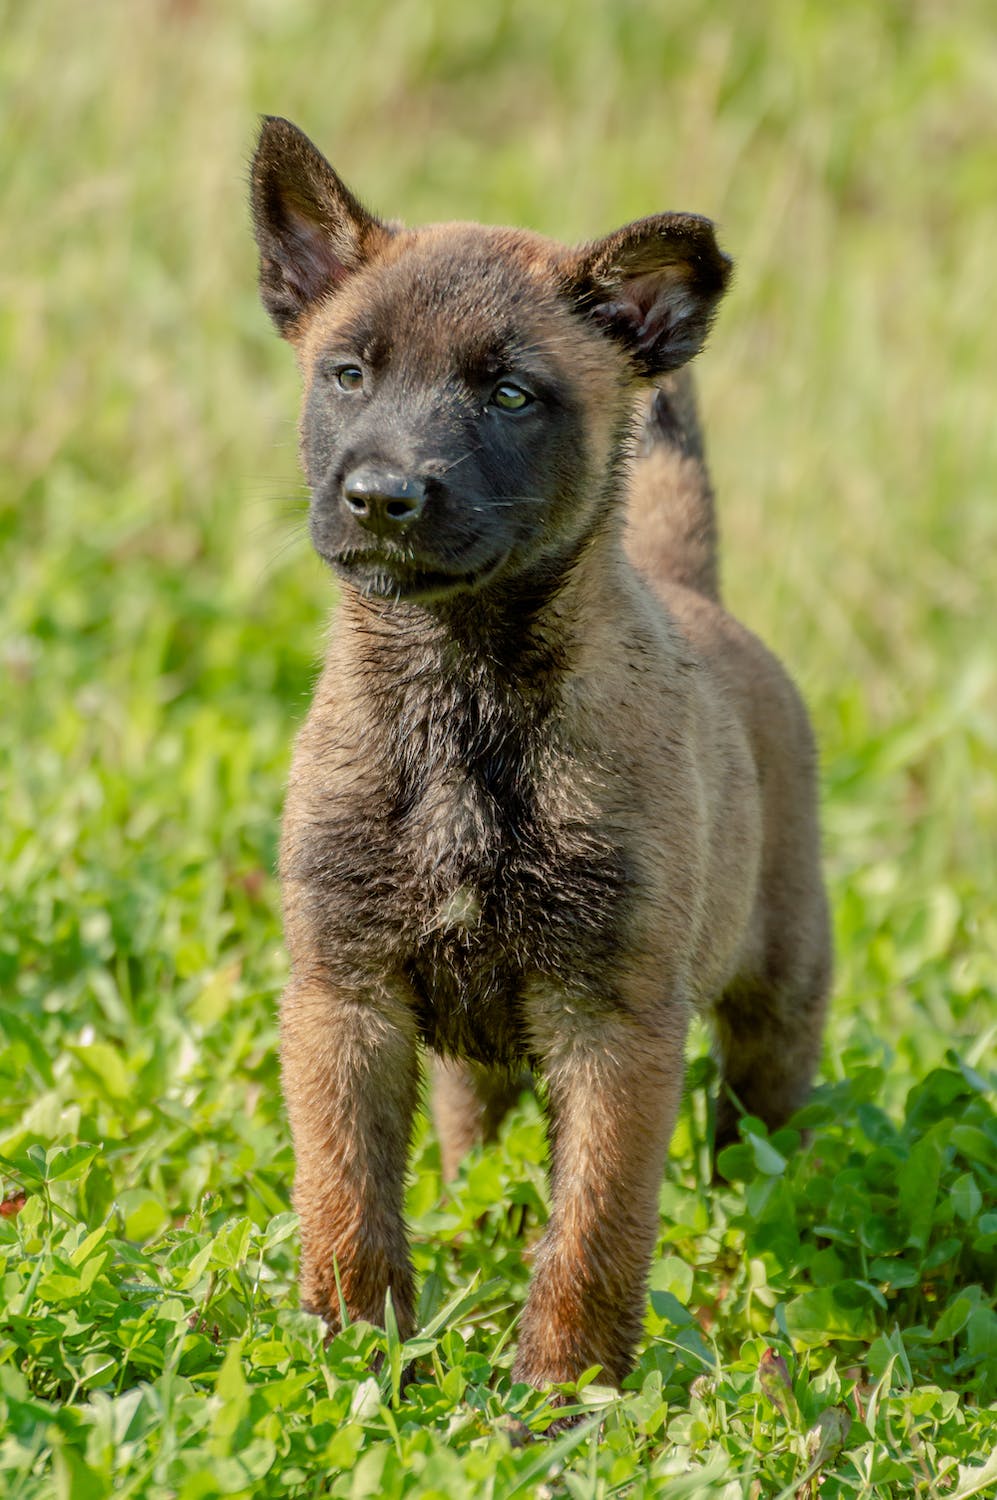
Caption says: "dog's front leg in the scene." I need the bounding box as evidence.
[280,976,420,1337]
[514,996,688,1389]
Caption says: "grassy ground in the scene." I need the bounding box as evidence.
[2,1,996,1494]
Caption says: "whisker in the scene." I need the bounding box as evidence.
[240,496,310,515]
[434,443,486,477]
[254,523,310,583]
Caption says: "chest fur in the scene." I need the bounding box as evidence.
[283,717,632,1061]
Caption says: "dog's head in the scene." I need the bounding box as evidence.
[251,117,731,606]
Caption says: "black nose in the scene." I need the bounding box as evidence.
[341,466,427,535]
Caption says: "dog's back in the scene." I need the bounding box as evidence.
[627,371,831,1144]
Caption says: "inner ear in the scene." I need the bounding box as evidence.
[266,195,351,308]
[251,116,394,339]
[571,214,732,377]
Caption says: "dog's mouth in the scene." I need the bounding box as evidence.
[329,546,508,603]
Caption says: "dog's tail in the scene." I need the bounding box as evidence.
[624,368,721,604]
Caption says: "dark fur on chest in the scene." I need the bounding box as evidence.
[288,618,632,1064]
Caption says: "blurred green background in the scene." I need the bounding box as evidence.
[1,3,996,1489]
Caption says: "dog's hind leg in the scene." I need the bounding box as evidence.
[712,698,833,1156]
[712,949,831,1155]
[430,1056,529,1181]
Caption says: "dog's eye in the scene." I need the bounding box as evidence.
[490,381,533,412]
[334,365,364,393]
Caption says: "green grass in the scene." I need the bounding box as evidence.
[2,1,996,1494]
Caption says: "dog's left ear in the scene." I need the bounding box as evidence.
[566,214,732,377]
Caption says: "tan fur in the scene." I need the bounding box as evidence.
[627,370,721,601]
[430,1057,527,1182]
[250,117,831,1394]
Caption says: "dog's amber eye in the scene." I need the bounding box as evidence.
[490,381,533,412]
[335,365,364,392]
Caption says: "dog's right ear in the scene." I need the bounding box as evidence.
[251,117,393,339]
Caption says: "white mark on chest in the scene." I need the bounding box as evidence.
[431,883,483,933]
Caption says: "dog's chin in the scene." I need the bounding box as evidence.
[327,548,508,604]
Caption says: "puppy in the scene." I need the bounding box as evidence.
[250,116,831,1389]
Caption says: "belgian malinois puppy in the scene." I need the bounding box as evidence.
[250,116,831,1391]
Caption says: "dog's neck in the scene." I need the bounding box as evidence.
[339,518,625,709]
[336,442,637,686]
[333,539,623,817]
